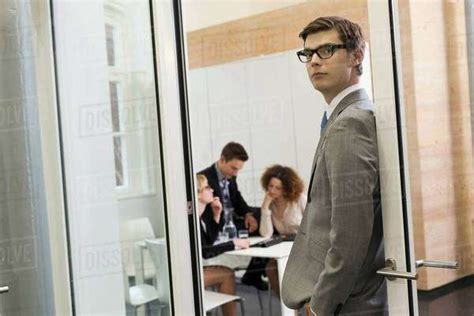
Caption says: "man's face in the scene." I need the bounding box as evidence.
[304,29,360,102]
[218,158,245,178]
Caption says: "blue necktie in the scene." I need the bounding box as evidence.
[320,111,328,134]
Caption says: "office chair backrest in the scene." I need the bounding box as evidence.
[145,238,170,304]
[120,217,156,278]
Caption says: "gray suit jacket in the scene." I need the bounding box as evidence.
[282,89,387,316]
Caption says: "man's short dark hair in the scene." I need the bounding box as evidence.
[221,142,248,162]
[299,16,365,75]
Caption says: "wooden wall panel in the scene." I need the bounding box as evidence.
[187,0,369,69]
[399,0,474,290]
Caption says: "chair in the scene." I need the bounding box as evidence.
[120,218,162,316]
[122,269,161,316]
[204,290,246,316]
[120,218,156,282]
[145,238,170,316]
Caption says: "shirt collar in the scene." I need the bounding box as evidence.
[325,83,362,119]
[214,162,226,182]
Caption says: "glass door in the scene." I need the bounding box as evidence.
[0,1,71,315]
[182,0,473,315]
[369,0,473,315]
[1,0,197,315]
[49,0,196,314]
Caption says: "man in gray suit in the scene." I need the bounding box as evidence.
[281,16,387,315]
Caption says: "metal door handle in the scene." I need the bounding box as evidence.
[0,286,9,294]
[415,259,458,269]
[377,258,418,280]
[377,257,459,281]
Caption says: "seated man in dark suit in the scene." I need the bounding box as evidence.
[199,142,268,290]
[199,142,258,235]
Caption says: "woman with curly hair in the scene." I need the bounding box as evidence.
[260,165,306,238]
[259,164,306,299]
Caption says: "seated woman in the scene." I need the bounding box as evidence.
[259,165,306,298]
[196,174,250,316]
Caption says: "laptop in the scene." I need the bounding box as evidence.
[280,234,296,241]
[250,235,283,247]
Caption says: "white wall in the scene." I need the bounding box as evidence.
[118,195,165,237]
[189,48,372,206]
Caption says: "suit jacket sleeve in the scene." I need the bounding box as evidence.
[203,205,223,241]
[199,166,225,236]
[309,113,379,315]
[200,206,223,244]
[201,240,235,259]
[200,224,235,259]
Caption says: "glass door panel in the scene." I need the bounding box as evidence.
[0,1,70,315]
[183,1,376,315]
[396,0,473,314]
[183,0,474,315]
[370,1,473,315]
[51,0,171,314]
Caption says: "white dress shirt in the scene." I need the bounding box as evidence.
[325,83,363,119]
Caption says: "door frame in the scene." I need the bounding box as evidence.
[368,0,418,315]
[150,0,200,315]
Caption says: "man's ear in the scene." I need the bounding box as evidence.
[352,49,364,67]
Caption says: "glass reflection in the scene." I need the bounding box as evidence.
[53,0,171,314]
[102,0,171,315]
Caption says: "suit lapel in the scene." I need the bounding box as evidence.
[307,89,369,201]
[324,88,369,134]
[208,164,223,199]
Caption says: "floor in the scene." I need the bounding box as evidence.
[127,275,474,315]
[418,276,474,316]
[235,280,291,316]
[234,275,474,316]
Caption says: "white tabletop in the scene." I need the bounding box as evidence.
[204,290,241,311]
[224,240,293,259]
[224,237,295,316]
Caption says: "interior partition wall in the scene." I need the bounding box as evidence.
[0,1,71,315]
[2,0,198,315]
[50,0,197,314]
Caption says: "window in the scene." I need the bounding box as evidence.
[105,24,116,66]
[104,5,159,198]
[105,22,128,189]
[109,81,127,187]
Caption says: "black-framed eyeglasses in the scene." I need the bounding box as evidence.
[296,44,347,63]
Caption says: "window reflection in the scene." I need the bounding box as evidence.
[53,0,171,314]
[102,1,171,314]
[105,24,116,66]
